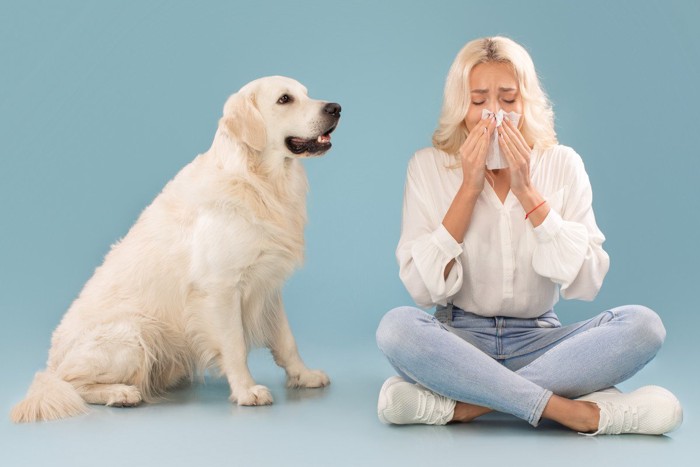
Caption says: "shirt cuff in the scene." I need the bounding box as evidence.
[433,223,464,258]
[533,208,564,243]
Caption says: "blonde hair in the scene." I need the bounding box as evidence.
[432,36,557,156]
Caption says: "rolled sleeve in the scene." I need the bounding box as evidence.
[397,154,465,308]
[533,208,564,243]
[532,208,588,290]
[432,223,463,258]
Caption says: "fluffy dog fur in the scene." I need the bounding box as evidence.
[11,76,340,423]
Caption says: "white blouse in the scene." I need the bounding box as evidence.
[396,145,610,318]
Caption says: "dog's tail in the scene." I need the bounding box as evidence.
[10,371,88,423]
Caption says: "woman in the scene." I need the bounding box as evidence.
[375,36,682,435]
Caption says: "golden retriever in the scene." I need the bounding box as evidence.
[11,76,340,422]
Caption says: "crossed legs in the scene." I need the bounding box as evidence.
[376,305,666,430]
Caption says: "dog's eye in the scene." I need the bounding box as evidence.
[277,94,293,105]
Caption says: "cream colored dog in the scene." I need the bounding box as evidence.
[11,76,340,423]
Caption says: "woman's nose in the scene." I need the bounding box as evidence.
[487,104,500,114]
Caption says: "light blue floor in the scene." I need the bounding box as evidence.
[2,336,696,467]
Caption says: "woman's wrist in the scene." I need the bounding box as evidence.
[458,183,482,200]
[443,185,480,243]
[517,187,550,227]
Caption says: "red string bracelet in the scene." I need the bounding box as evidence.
[525,200,547,220]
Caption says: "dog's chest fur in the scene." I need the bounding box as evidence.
[236,175,307,282]
[186,154,309,289]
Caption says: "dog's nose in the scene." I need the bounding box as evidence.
[323,103,341,117]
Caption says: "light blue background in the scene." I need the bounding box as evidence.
[1,1,698,465]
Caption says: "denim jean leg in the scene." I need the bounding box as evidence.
[515,305,666,398]
[376,306,553,425]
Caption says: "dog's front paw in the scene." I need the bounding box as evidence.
[231,385,273,406]
[287,369,330,389]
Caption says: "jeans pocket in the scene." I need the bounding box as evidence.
[533,309,561,328]
[536,314,561,328]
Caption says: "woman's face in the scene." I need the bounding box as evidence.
[465,61,523,132]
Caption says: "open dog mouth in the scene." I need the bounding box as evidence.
[285,122,338,156]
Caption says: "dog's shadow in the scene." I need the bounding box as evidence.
[160,376,331,408]
[283,385,331,403]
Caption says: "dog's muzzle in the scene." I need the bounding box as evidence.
[285,103,341,156]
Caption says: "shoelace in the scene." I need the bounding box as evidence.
[415,389,431,420]
[601,401,639,433]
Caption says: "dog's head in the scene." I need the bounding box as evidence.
[220,76,340,158]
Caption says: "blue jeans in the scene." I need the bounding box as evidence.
[376,305,665,426]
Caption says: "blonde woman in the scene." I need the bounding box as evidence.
[376,37,683,435]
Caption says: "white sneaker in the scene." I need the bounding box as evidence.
[577,385,683,435]
[377,376,456,425]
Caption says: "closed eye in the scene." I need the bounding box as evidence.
[277,94,294,105]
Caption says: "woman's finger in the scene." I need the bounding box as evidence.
[460,119,485,155]
[498,128,516,165]
[460,115,493,159]
[476,124,491,163]
[500,123,528,170]
[502,117,530,158]
[499,125,531,192]
[482,116,498,157]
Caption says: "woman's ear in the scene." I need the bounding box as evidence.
[219,93,267,152]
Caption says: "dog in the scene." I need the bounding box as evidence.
[11,76,340,423]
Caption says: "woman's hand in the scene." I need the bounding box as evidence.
[498,116,533,196]
[441,115,496,273]
[458,114,497,194]
[499,116,550,226]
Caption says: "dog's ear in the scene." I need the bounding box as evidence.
[220,93,267,152]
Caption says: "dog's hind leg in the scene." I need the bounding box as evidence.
[53,319,155,407]
[77,384,142,407]
[266,292,330,389]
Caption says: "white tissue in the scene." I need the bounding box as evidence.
[481,109,521,170]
